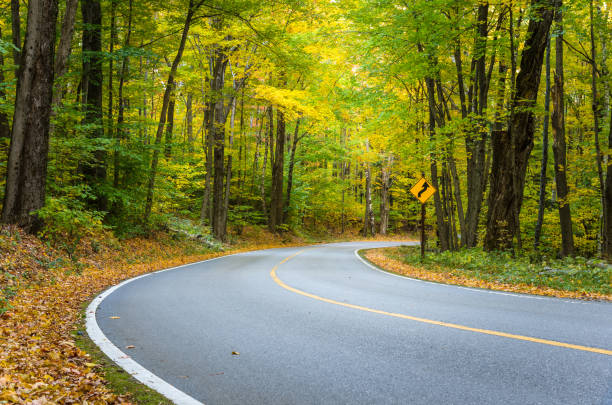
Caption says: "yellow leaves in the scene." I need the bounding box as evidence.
[252,84,331,122]
[109,316,120,319]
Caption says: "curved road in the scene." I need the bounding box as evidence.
[92,242,612,404]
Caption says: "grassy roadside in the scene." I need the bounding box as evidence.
[362,246,612,301]
[72,303,173,405]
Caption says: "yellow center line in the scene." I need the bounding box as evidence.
[270,250,612,356]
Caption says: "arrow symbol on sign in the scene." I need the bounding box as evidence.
[417,182,429,198]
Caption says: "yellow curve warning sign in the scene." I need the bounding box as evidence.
[410,177,436,204]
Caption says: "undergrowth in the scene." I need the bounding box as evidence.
[392,246,612,296]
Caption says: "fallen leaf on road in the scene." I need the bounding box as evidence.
[125,345,135,349]
[109,316,120,319]
[231,351,239,355]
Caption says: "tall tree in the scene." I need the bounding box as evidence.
[81,0,107,211]
[485,0,554,251]
[463,1,490,248]
[10,0,21,68]
[269,107,286,232]
[51,0,78,108]
[362,140,375,236]
[380,156,392,235]
[144,0,201,223]
[114,0,133,188]
[284,118,301,224]
[2,0,59,231]
[551,0,574,256]
[534,36,551,249]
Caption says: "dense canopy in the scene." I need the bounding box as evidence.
[1,0,611,258]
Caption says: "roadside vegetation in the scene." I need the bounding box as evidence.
[364,246,612,301]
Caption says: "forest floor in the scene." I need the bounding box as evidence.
[363,246,612,302]
[0,225,411,403]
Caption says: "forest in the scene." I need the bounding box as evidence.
[2,0,612,403]
[1,0,612,257]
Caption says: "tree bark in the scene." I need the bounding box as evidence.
[362,140,375,237]
[0,28,10,140]
[164,93,176,159]
[284,118,301,224]
[200,100,213,223]
[534,36,551,249]
[551,1,574,256]
[144,0,198,223]
[221,155,232,239]
[81,0,107,211]
[269,108,286,232]
[425,76,450,251]
[114,0,133,188]
[51,0,78,109]
[260,108,271,218]
[464,2,489,248]
[186,93,194,151]
[380,157,392,235]
[10,0,21,68]
[484,0,554,251]
[210,29,230,241]
[590,0,608,256]
[1,0,59,232]
[604,103,612,257]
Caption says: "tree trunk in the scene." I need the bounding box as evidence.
[164,94,176,159]
[269,108,286,232]
[380,158,392,235]
[604,103,612,257]
[200,101,213,223]
[0,28,10,140]
[1,0,59,232]
[10,0,21,68]
[144,0,198,223]
[108,0,116,139]
[362,140,375,237]
[551,2,574,256]
[186,93,194,151]
[260,109,270,217]
[464,2,489,248]
[210,29,230,241]
[534,36,551,249]
[425,76,450,251]
[221,155,232,239]
[51,0,78,108]
[484,0,554,251]
[590,0,607,256]
[114,0,133,189]
[363,163,375,237]
[284,118,301,224]
[80,0,107,212]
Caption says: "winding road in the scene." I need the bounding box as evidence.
[89,242,612,405]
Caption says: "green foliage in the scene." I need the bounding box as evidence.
[36,193,107,259]
[396,246,612,296]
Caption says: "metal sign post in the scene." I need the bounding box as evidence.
[410,177,437,261]
[420,202,426,261]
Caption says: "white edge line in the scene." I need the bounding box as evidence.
[85,253,246,405]
[353,246,587,304]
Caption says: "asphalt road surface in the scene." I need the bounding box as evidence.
[94,242,612,404]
